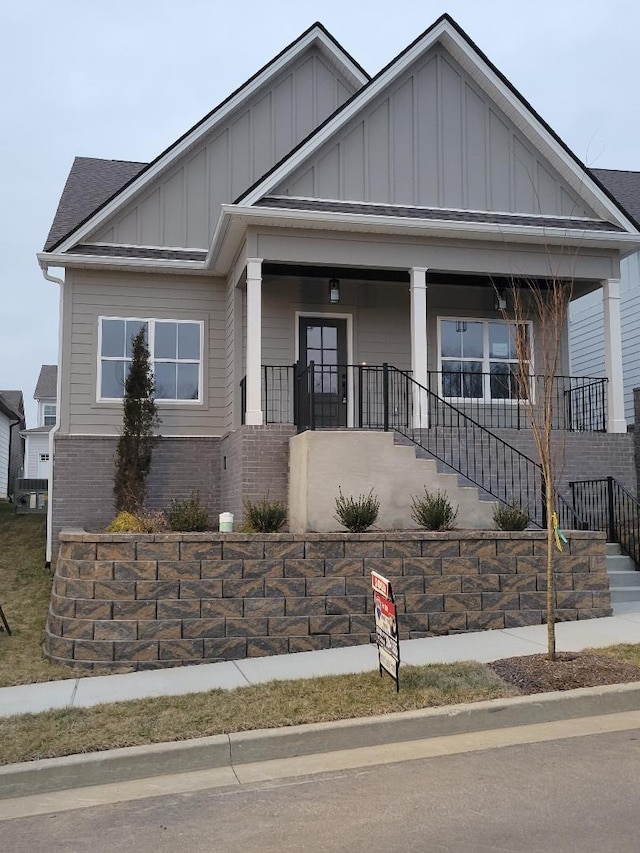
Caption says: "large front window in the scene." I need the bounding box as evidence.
[98,317,202,401]
[439,318,531,400]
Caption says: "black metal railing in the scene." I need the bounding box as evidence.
[241,366,608,432]
[240,366,297,425]
[569,477,640,567]
[294,363,405,432]
[426,371,607,431]
[383,365,546,526]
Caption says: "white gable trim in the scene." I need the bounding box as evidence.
[240,20,638,235]
[50,27,369,256]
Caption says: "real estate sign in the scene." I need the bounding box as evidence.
[371,570,400,691]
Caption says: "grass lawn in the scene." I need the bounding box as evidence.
[0,501,77,686]
[0,662,517,766]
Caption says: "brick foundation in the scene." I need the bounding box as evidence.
[44,529,610,672]
[51,435,222,562]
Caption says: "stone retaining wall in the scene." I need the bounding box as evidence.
[44,530,611,672]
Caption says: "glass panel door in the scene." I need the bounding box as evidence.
[298,318,348,427]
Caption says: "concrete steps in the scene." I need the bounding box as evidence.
[393,434,499,503]
[606,543,640,605]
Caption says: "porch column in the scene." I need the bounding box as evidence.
[602,278,626,433]
[410,267,429,428]
[245,258,263,426]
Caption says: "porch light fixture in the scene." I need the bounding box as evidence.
[329,278,340,304]
[495,288,507,312]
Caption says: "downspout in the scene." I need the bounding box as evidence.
[39,261,64,568]
[7,414,21,498]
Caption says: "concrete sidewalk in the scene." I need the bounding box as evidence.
[3,604,640,719]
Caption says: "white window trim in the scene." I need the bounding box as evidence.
[97,316,204,404]
[436,317,534,403]
[43,404,57,426]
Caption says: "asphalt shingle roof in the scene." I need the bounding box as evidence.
[591,169,640,229]
[71,245,207,262]
[44,158,147,251]
[0,390,24,416]
[0,392,23,422]
[34,365,57,400]
[257,196,625,232]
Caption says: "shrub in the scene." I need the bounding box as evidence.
[113,327,160,514]
[410,488,458,530]
[166,492,209,532]
[492,502,530,531]
[243,496,287,533]
[334,488,380,533]
[105,510,167,533]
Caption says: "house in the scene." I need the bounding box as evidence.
[0,391,25,500]
[21,365,57,481]
[570,170,640,425]
[38,15,640,562]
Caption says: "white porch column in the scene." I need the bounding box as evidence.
[410,267,429,428]
[602,278,626,433]
[245,258,263,426]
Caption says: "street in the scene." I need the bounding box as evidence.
[3,725,640,852]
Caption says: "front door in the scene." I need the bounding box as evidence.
[299,317,348,427]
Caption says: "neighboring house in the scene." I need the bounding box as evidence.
[38,15,640,560]
[0,391,25,500]
[570,171,640,424]
[21,365,58,481]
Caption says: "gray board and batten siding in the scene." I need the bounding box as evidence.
[88,47,358,251]
[274,47,596,219]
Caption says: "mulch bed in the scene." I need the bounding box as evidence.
[488,652,640,695]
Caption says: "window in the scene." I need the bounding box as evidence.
[43,405,56,426]
[98,318,202,401]
[39,453,50,462]
[439,318,531,401]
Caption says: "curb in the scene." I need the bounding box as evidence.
[2,680,640,800]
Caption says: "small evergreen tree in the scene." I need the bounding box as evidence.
[113,327,160,513]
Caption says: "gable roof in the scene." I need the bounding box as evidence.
[0,392,24,423]
[44,23,369,255]
[34,365,58,400]
[44,159,146,251]
[237,14,638,234]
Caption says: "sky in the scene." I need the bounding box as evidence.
[1,0,639,426]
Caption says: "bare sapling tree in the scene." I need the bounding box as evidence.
[505,274,573,661]
[114,327,160,514]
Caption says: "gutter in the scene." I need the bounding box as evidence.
[39,261,64,568]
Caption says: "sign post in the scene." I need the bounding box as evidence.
[371,570,400,691]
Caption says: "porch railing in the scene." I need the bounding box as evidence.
[569,477,640,567]
[426,371,607,431]
[241,366,607,432]
[381,365,547,526]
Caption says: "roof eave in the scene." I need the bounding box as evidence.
[207,204,640,276]
[37,251,209,276]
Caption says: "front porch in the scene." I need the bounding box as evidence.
[237,260,626,436]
